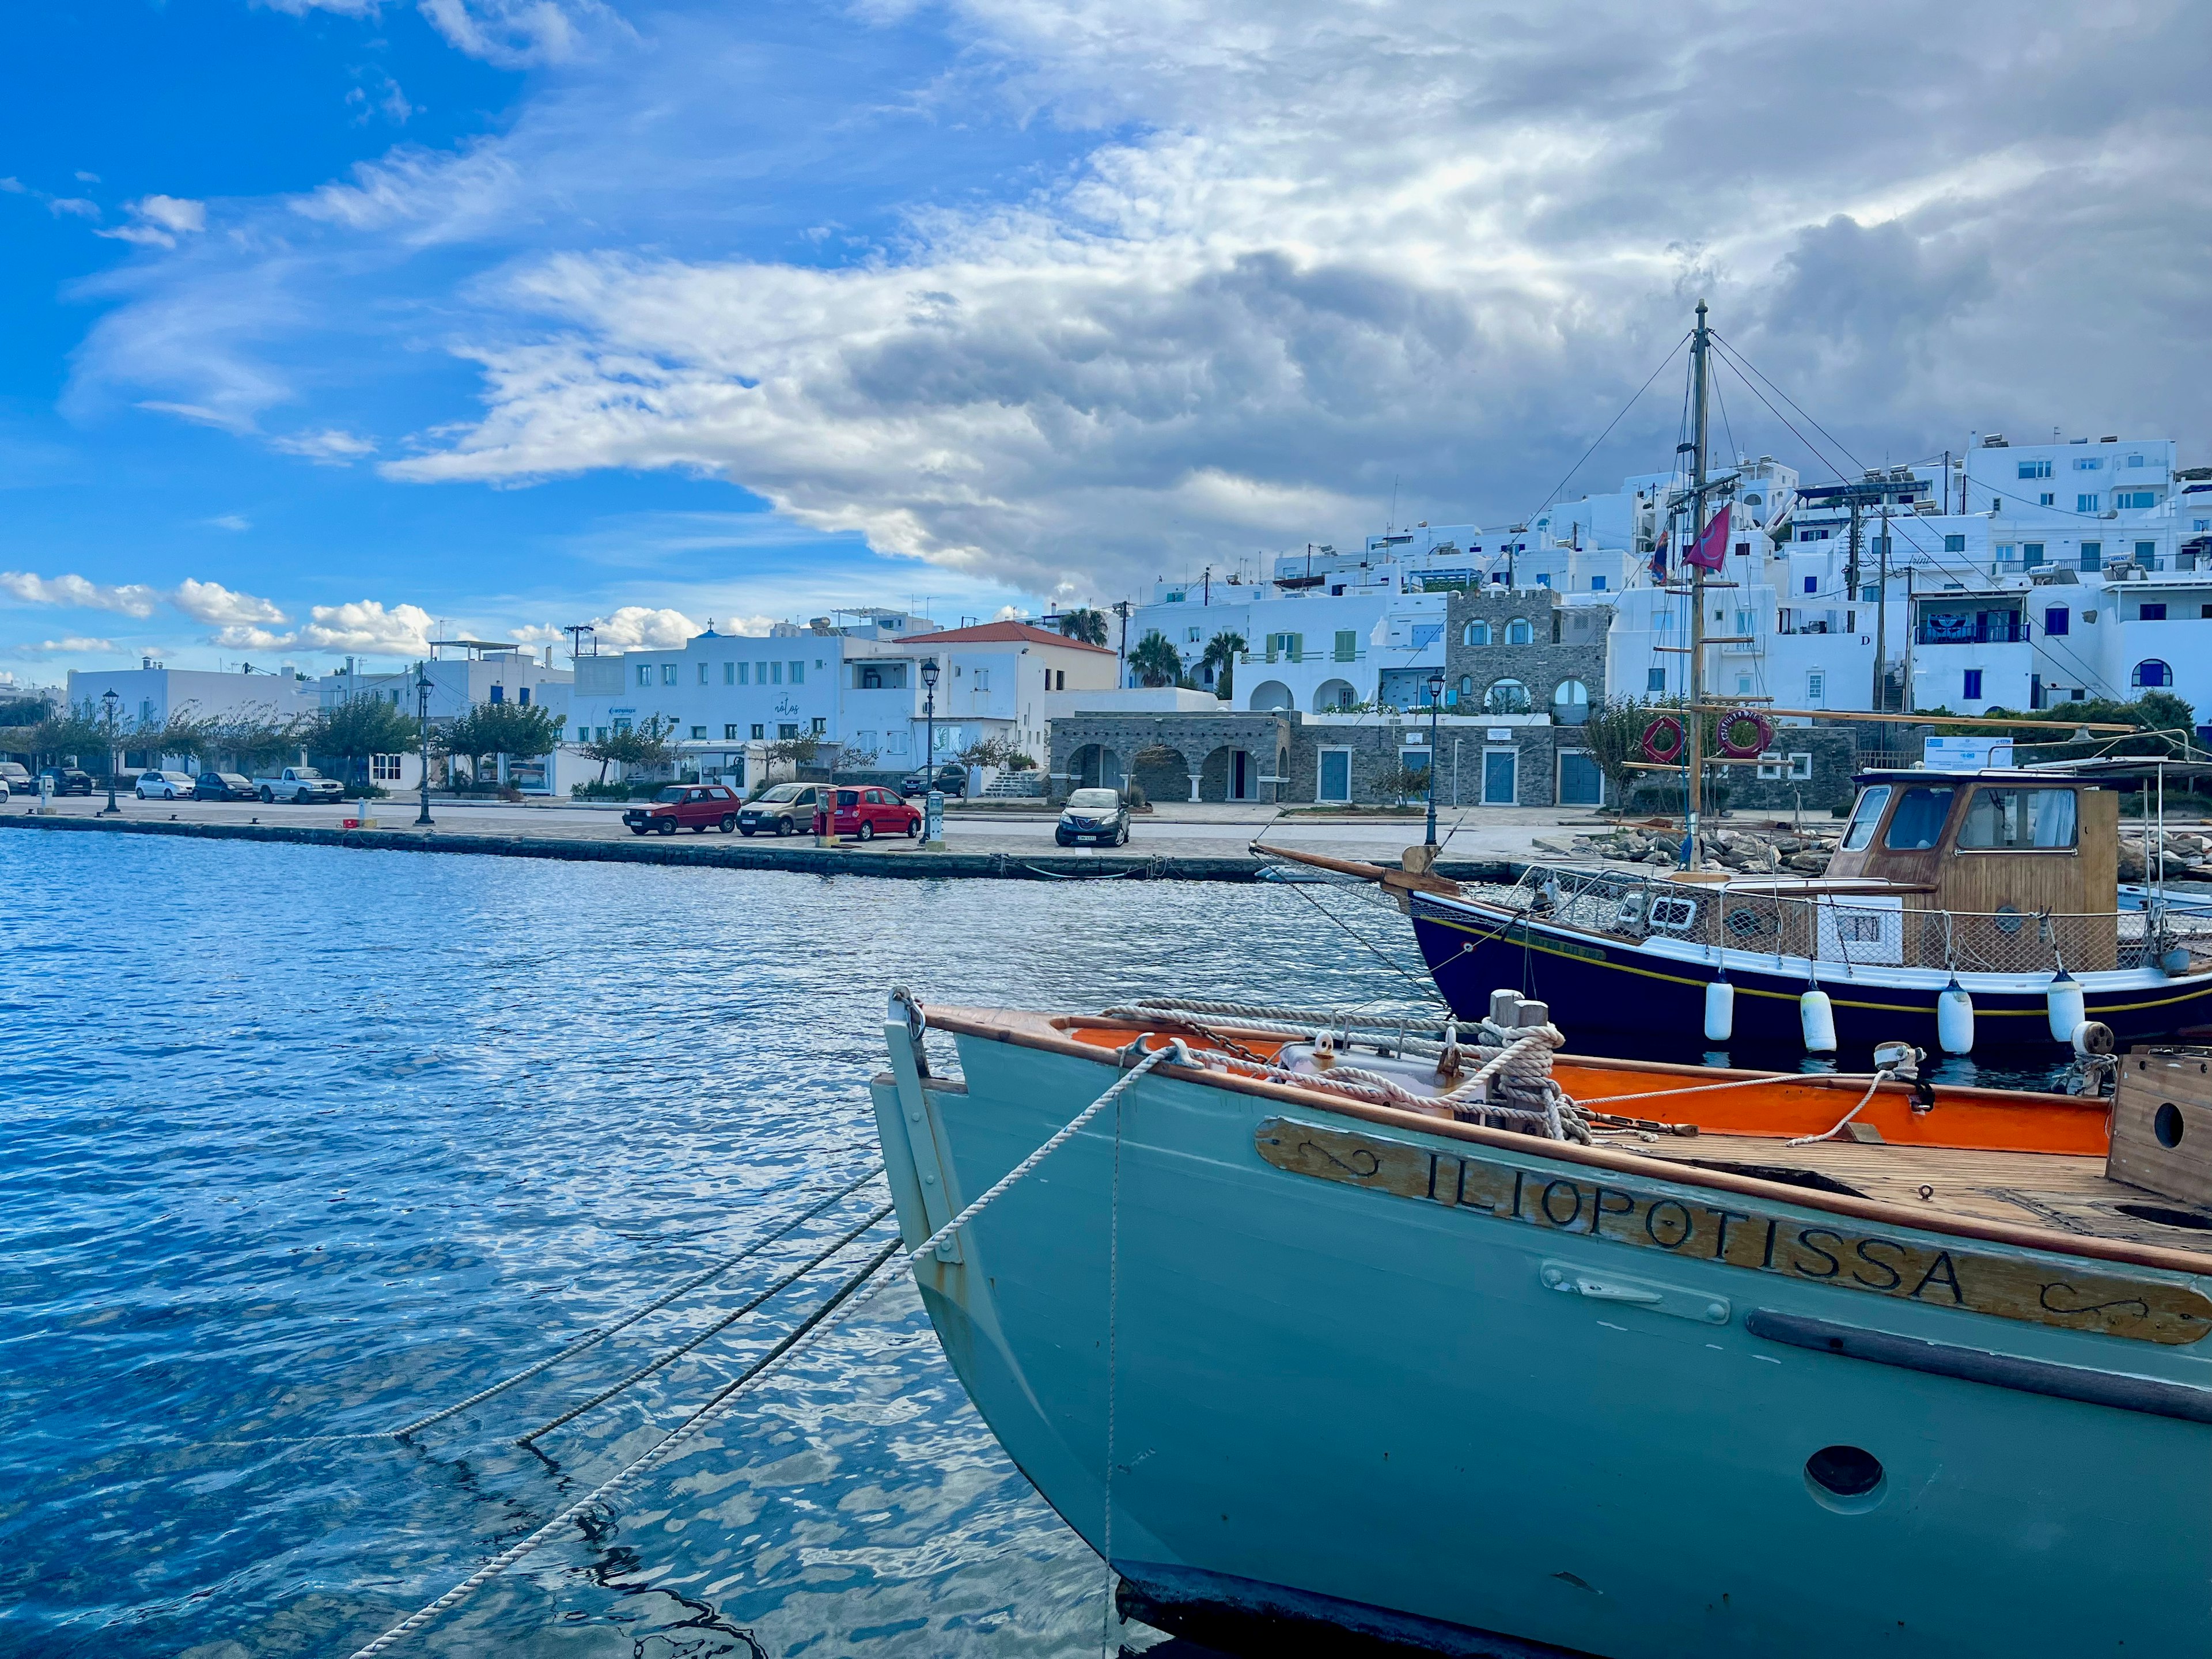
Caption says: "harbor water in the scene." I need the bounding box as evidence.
[0,835,2075,1656]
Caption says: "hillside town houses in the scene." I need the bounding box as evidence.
[51,426,2210,809]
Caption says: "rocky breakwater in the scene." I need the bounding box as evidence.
[1533,823,1841,875]
[2118,831,2212,884]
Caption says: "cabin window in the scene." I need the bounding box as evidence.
[1841,786,1891,851]
[1957,788,2078,850]
[1883,787,1955,851]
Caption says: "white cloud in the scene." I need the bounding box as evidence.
[59,2,2212,604]
[48,198,100,221]
[75,171,100,184]
[0,571,162,617]
[210,625,293,650]
[256,0,613,65]
[269,428,378,464]
[172,579,288,627]
[14,637,118,656]
[586,605,702,650]
[507,623,568,645]
[297,599,439,654]
[97,195,207,249]
[206,514,253,531]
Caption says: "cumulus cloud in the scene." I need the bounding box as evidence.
[172,579,289,627]
[269,428,378,464]
[97,195,208,249]
[586,605,702,649]
[294,599,439,654]
[0,571,162,617]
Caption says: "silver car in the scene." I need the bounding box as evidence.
[134,770,199,800]
[1056,787,1130,847]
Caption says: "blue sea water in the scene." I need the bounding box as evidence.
[0,834,1450,1658]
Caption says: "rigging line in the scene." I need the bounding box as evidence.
[1276,875,1446,1004]
[393,1162,887,1439]
[516,1202,897,1445]
[1521,331,1691,533]
[1707,334,1866,478]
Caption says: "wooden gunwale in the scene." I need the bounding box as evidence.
[921,1002,2212,1278]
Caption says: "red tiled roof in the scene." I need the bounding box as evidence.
[895,621,1115,654]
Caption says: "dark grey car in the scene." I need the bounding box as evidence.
[1055,787,1130,847]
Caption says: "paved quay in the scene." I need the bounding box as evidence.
[0,796,1600,882]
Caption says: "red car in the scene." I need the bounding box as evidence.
[623,784,741,835]
[820,786,923,842]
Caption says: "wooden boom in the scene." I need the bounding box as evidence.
[1688,703,2135,734]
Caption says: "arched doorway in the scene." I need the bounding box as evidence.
[1131,743,1194,804]
[1312,678,1357,712]
[1247,680,1294,711]
[1068,743,1124,790]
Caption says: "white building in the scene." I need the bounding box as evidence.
[564,616,1118,789]
[67,661,319,730]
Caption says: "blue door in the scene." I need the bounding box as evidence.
[1482,749,1516,805]
[1558,750,1601,806]
[1319,749,1350,802]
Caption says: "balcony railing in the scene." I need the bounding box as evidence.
[1916,615,2022,645]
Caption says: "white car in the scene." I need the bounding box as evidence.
[134,770,198,800]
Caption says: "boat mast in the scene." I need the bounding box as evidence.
[1687,301,1710,870]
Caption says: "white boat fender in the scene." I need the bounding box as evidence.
[1800,988,1836,1054]
[2071,1020,2116,1058]
[1703,978,1735,1044]
[2045,972,2085,1045]
[1936,978,1975,1056]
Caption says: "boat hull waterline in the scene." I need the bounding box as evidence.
[1411,890,2212,1055]
[873,1009,2212,1658]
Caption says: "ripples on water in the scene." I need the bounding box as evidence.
[2,836,1467,1657]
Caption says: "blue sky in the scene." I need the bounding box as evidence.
[3,1,2207,683]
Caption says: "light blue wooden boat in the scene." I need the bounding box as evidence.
[873,998,2212,1658]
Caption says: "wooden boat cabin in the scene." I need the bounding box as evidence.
[1820,767,2120,969]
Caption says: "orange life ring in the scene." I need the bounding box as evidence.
[1717,708,1774,759]
[1641,715,1685,764]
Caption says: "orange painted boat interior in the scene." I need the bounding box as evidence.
[1054,1020,2109,1157]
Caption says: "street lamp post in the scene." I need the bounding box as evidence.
[1424,669,1445,847]
[414,665,435,827]
[919,656,944,850]
[99,688,122,816]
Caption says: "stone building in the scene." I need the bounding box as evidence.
[1048,708,1608,809]
[1443,589,1612,726]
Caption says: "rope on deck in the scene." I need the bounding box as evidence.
[343,1039,1176,1657]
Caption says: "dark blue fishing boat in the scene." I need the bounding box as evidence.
[1363,760,2212,1058]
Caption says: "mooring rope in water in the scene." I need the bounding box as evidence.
[343,1040,1177,1656]
[516,1201,896,1445]
[195,1162,889,1452]
[343,1238,905,1659]
[396,1163,887,1439]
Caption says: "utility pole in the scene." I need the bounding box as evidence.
[563,623,595,664]
[1112,600,1133,686]
[1845,495,1863,603]
[1685,300,1711,870]
[1873,502,1891,713]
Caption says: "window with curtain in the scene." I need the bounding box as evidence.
[1957,789,2077,850]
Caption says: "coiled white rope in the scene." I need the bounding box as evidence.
[343,1041,1175,1657]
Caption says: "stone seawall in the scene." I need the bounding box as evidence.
[2,813,1515,886]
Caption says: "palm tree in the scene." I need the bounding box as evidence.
[1056,606,1109,647]
[1127,630,1183,688]
[1199,630,1247,701]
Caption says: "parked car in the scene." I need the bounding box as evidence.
[134,769,198,800]
[898,763,967,798]
[193,771,256,801]
[815,786,923,842]
[0,762,31,796]
[623,783,741,835]
[737,782,823,837]
[255,766,344,804]
[39,767,93,797]
[1056,787,1131,847]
